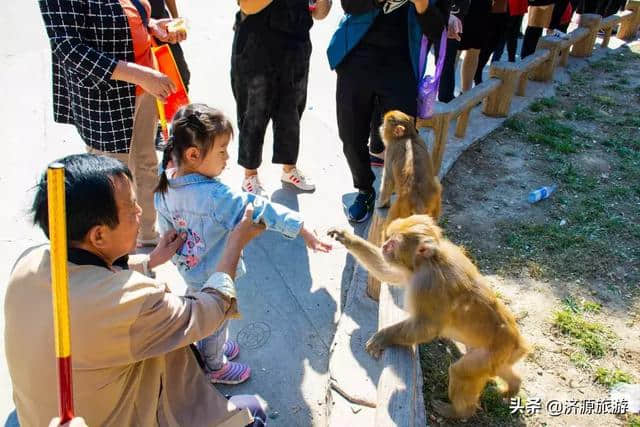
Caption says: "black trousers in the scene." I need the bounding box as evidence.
[231,33,311,169]
[429,35,461,103]
[336,54,417,192]
[475,12,509,84]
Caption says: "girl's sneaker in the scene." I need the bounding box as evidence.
[242,175,269,198]
[222,340,240,361]
[281,168,315,191]
[209,361,251,385]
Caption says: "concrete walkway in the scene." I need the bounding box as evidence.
[0,1,635,426]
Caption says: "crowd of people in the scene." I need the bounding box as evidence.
[4,0,630,425]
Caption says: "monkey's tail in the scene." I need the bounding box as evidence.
[400,139,414,195]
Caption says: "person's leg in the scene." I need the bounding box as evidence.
[550,0,570,29]
[521,26,543,58]
[129,93,160,243]
[271,42,311,170]
[376,59,418,126]
[507,15,524,62]
[461,48,480,91]
[198,320,229,371]
[336,64,377,193]
[229,395,268,427]
[438,38,460,102]
[231,33,273,194]
[272,40,313,188]
[336,60,378,222]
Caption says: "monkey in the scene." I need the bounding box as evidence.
[377,111,442,234]
[327,215,529,420]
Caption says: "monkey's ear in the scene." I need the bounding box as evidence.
[393,124,405,138]
[415,241,437,259]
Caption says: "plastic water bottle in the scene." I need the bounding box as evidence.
[528,185,556,203]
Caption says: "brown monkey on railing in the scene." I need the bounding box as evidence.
[327,215,529,419]
[377,111,441,235]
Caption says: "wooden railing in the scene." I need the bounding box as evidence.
[366,2,640,425]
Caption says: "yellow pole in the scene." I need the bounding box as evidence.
[47,163,74,423]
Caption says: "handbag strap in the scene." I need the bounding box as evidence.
[419,30,448,82]
[130,0,149,28]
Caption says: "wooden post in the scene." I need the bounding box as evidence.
[429,113,452,176]
[531,37,563,81]
[483,62,520,117]
[454,110,471,138]
[366,210,386,301]
[571,14,602,57]
[618,0,640,40]
[559,45,570,67]
[602,27,613,47]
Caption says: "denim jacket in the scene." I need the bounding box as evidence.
[154,171,303,289]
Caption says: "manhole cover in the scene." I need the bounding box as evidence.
[237,321,271,350]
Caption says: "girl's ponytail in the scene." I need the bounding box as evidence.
[154,141,174,194]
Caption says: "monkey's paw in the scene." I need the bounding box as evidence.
[327,228,351,246]
[365,333,387,359]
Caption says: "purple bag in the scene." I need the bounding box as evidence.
[417,31,448,119]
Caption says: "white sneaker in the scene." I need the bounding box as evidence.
[242,175,269,198]
[281,168,316,191]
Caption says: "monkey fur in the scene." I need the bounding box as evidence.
[377,111,442,233]
[327,215,529,419]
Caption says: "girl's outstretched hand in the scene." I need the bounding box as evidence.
[300,227,332,253]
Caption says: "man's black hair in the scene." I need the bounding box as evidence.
[32,154,133,243]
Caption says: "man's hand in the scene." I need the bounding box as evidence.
[410,0,429,14]
[138,68,176,102]
[149,18,187,44]
[148,230,186,269]
[447,15,463,40]
[228,205,266,250]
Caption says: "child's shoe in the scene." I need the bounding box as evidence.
[209,361,251,385]
[242,175,269,198]
[281,168,315,191]
[222,340,240,361]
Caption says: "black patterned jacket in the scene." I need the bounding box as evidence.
[39,0,137,153]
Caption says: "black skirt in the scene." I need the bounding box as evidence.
[459,0,492,50]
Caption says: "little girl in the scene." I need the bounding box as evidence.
[154,103,331,385]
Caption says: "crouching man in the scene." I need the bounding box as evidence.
[5,154,267,426]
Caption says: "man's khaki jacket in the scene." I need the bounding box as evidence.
[5,245,251,427]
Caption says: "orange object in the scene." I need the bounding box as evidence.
[152,44,190,132]
[47,164,75,424]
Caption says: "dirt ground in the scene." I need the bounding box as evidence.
[420,44,640,426]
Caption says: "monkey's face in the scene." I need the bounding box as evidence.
[380,110,413,144]
[382,233,422,269]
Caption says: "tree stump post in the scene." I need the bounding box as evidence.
[531,37,563,81]
[618,0,640,40]
[570,14,602,57]
[484,62,521,117]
